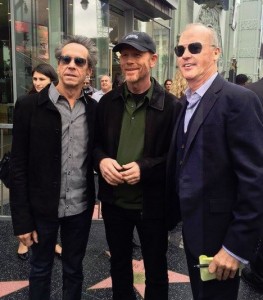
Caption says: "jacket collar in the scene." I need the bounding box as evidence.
[37,84,51,106]
[37,83,88,107]
[111,77,166,111]
[182,74,224,160]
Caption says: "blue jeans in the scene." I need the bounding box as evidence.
[102,202,169,300]
[29,208,93,300]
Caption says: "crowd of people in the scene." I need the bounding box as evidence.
[7,23,263,300]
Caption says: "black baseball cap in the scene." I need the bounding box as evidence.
[112,32,156,54]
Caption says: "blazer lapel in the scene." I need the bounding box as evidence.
[182,85,220,161]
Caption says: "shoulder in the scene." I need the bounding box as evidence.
[15,93,38,110]
[212,75,259,102]
[245,79,263,103]
[211,78,263,118]
[93,90,103,96]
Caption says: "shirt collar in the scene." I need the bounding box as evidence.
[48,82,86,104]
[185,72,218,99]
[123,77,154,103]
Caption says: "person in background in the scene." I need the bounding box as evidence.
[164,78,172,93]
[83,75,98,97]
[94,31,181,300]
[235,73,249,86]
[16,63,62,261]
[92,74,112,101]
[112,72,124,89]
[167,23,263,300]
[170,69,188,99]
[245,76,263,104]
[10,35,98,300]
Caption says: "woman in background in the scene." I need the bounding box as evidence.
[170,69,188,99]
[17,63,62,260]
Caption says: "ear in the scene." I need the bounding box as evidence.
[213,47,221,61]
[150,53,158,68]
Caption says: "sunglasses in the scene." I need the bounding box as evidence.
[174,42,215,57]
[58,55,87,67]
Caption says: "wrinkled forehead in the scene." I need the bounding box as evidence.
[179,27,212,45]
[101,76,110,82]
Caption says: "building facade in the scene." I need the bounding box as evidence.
[1,0,263,125]
[0,0,178,124]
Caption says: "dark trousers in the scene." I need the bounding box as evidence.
[102,202,169,300]
[183,234,240,300]
[29,208,93,300]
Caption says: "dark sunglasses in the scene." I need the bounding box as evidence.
[58,55,87,67]
[174,42,215,57]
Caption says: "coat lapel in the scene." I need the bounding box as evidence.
[182,76,223,161]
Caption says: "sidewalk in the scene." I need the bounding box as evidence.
[0,205,262,299]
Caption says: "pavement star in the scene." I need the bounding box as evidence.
[0,280,29,297]
[88,253,189,298]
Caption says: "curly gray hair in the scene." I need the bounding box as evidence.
[55,35,98,69]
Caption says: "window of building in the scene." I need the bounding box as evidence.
[65,0,110,89]
[0,0,12,127]
[13,0,62,99]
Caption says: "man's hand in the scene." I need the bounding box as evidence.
[208,248,240,280]
[99,158,124,186]
[121,162,140,185]
[18,230,38,247]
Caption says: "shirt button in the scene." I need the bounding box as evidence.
[132,117,135,120]
[68,171,71,175]
[181,144,185,149]
[66,205,69,209]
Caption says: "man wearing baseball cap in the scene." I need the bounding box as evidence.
[94,32,181,300]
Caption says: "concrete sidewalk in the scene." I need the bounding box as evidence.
[0,206,262,299]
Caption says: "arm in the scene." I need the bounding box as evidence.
[10,98,35,236]
[210,89,263,279]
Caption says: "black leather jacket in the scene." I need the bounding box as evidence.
[94,78,181,221]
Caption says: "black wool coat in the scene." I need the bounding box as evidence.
[10,85,97,236]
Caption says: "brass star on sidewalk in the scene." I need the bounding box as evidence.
[88,252,189,298]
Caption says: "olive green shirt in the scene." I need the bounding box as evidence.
[114,81,154,209]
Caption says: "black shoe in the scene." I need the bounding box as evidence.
[241,267,263,294]
[17,251,29,261]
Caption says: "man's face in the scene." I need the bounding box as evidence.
[83,77,90,89]
[120,46,157,84]
[100,76,112,92]
[165,80,172,91]
[177,27,220,90]
[57,43,91,90]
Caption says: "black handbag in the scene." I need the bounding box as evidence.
[0,151,10,188]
